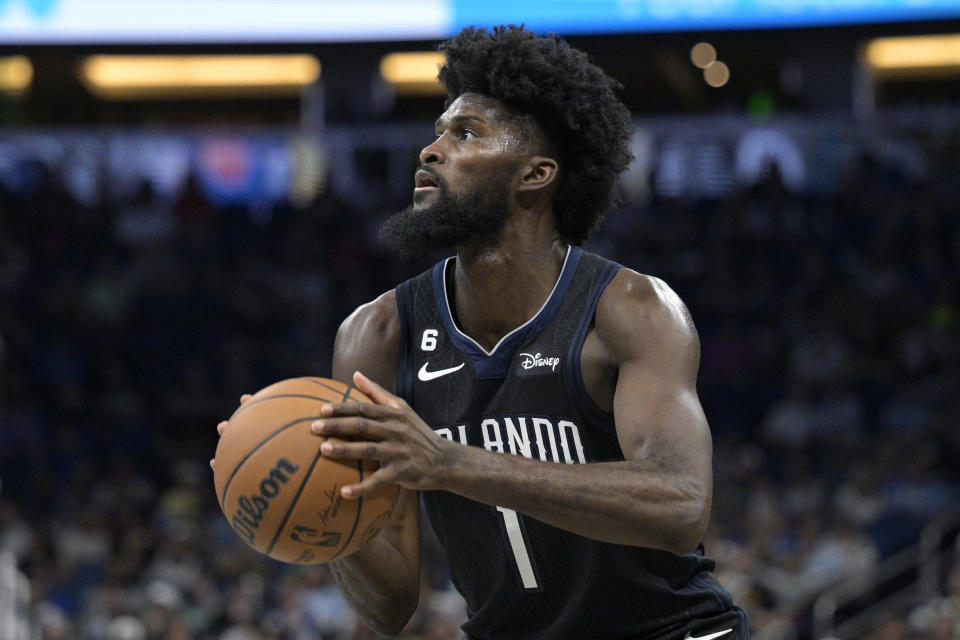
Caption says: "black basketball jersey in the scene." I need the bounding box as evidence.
[395,246,740,640]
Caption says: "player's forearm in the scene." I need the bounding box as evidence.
[327,488,420,636]
[328,534,419,636]
[439,443,710,554]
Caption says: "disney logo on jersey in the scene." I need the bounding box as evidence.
[517,349,561,376]
[520,353,559,371]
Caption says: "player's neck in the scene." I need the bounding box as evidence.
[451,236,567,351]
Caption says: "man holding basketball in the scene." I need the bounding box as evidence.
[219,25,747,640]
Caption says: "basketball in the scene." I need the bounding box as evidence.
[213,377,399,564]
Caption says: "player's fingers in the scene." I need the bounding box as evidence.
[209,458,216,470]
[340,469,395,499]
[319,438,383,461]
[240,393,253,405]
[217,420,228,436]
[353,370,404,409]
[311,416,384,440]
[321,399,396,419]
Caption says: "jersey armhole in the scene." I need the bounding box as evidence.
[395,281,414,403]
[562,263,620,436]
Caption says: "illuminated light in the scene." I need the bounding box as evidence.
[704,61,730,88]
[690,42,717,69]
[866,34,960,70]
[0,56,33,94]
[379,51,445,95]
[78,55,320,99]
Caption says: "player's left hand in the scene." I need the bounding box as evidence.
[310,370,453,498]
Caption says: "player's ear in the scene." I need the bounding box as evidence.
[517,156,559,193]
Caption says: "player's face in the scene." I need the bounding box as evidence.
[412,93,529,210]
[379,94,530,257]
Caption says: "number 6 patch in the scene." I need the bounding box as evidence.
[420,328,442,352]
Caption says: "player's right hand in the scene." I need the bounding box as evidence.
[210,394,253,469]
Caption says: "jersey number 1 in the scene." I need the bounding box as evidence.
[497,507,539,589]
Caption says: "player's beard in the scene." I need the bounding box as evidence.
[380,172,512,259]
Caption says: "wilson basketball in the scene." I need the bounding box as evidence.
[213,377,399,564]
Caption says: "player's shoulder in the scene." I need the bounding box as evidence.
[594,267,698,360]
[339,289,401,339]
[336,257,439,359]
[333,290,402,386]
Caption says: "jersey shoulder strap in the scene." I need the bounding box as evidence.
[394,262,442,400]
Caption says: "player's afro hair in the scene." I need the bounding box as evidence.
[438,25,634,245]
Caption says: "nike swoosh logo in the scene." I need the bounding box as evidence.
[684,629,733,640]
[417,362,465,382]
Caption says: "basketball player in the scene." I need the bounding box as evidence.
[219,25,747,639]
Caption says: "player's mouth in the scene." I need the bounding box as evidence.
[414,169,441,193]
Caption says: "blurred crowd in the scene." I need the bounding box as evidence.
[0,125,958,640]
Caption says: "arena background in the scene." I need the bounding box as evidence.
[1,2,959,638]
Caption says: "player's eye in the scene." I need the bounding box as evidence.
[430,127,475,141]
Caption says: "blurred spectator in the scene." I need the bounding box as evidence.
[113,180,178,247]
[760,383,816,447]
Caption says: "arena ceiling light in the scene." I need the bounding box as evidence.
[690,42,717,69]
[689,42,729,88]
[379,51,445,95]
[865,34,960,75]
[0,56,33,95]
[78,54,321,99]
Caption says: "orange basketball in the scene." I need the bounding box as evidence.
[213,377,399,564]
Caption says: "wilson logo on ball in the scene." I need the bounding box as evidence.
[230,458,300,545]
[214,377,400,564]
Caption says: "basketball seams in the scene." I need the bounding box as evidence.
[327,460,366,562]
[301,377,352,397]
[228,378,363,422]
[215,377,392,564]
[265,446,325,558]
[219,416,322,508]
[229,392,339,421]
[334,378,364,405]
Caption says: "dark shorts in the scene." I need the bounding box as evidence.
[651,607,750,640]
[461,607,750,640]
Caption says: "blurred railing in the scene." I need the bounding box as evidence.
[812,508,960,639]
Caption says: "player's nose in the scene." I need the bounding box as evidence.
[419,138,445,165]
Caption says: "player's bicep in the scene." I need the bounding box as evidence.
[600,272,712,486]
[613,358,711,486]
